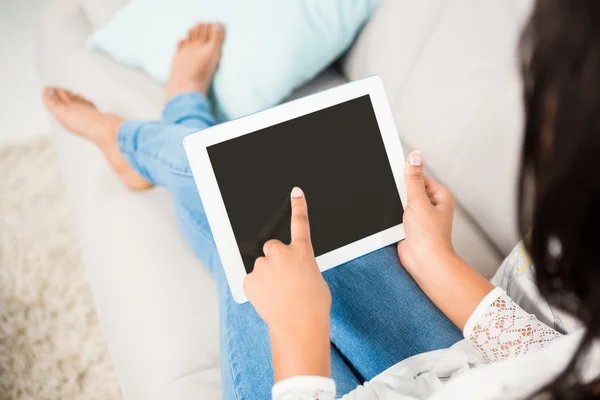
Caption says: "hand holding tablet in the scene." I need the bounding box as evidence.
[184,76,407,303]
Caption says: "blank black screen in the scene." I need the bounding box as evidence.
[207,95,403,273]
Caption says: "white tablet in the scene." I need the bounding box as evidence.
[184,76,407,303]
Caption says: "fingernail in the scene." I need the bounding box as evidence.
[45,88,55,96]
[213,23,223,31]
[409,151,423,166]
[291,187,304,198]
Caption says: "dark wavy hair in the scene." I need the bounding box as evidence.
[519,0,600,398]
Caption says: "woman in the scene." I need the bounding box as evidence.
[42,1,600,398]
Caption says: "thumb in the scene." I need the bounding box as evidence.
[290,187,311,245]
[405,151,428,202]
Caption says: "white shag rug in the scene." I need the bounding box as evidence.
[0,138,122,400]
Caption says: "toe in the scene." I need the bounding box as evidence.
[187,24,198,40]
[193,23,205,39]
[42,87,64,111]
[54,88,73,104]
[198,23,210,42]
[46,87,96,108]
[74,94,95,107]
[189,23,204,40]
[209,23,225,45]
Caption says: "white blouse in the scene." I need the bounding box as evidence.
[271,243,597,400]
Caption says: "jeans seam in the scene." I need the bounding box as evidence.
[172,114,214,127]
[117,127,132,153]
[175,201,216,254]
[163,93,211,121]
[226,297,243,400]
[132,147,193,177]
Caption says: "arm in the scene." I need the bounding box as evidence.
[244,187,332,384]
[268,287,564,400]
[245,189,401,400]
[269,321,331,382]
[397,151,494,331]
[398,151,561,359]
[464,287,561,361]
[244,188,394,400]
[405,251,493,331]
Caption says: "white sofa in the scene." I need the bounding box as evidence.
[37,0,533,398]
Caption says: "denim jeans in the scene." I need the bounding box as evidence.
[117,92,462,400]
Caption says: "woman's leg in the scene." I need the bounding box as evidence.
[325,246,463,382]
[116,88,361,398]
[175,201,361,399]
[160,91,217,128]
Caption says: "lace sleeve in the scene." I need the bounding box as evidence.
[272,376,336,400]
[464,288,562,362]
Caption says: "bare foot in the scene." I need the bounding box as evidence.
[42,87,152,190]
[165,22,225,100]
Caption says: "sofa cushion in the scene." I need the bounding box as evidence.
[87,0,381,121]
[80,0,129,29]
[39,1,221,399]
[343,0,535,255]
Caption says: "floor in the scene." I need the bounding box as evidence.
[0,0,51,145]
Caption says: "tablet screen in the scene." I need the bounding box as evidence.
[207,95,404,273]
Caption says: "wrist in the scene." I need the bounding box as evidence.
[429,248,460,266]
[401,249,494,330]
[267,310,329,335]
[404,247,458,276]
[269,318,331,382]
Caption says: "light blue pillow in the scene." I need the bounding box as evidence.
[88,0,380,121]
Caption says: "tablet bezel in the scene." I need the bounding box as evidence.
[184,76,407,303]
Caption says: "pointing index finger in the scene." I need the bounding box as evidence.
[290,187,311,245]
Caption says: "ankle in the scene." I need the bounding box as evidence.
[106,114,124,134]
[100,114,123,138]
